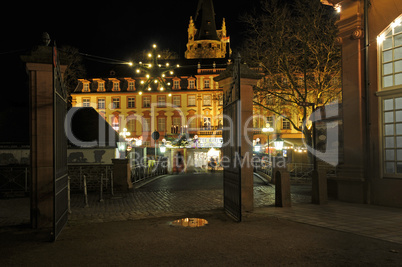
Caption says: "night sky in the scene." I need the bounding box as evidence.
[0,0,261,142]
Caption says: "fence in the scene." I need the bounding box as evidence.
[131,158,168,184]
[255,161,337,182]
[0,166,30,197]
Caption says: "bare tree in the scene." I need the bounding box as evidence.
[241,0,341,147]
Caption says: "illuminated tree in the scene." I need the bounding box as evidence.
[241,0,341,147]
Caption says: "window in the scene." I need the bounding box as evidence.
[112,116,119,131]
[83,83,90,92]
[112,97,120,109]
[218,94,223,106]
[173,80,180,89]
[203,117,211,128]
[158,118,166,132]
[113,82,120,91]
[266,116,274,127]
[188,116,197,129]
[172,117,181,127]
[127,118,136,132]
[143,118,151,132]
[83,98,90,107]
[128,81,135,91]
[98,82,105,92]
[380,20,402,89]
[203,95,211,106]
[127,97,135,108]
[143,96,151,108]
[189,80,195,89]
[188,95,196,106]
[157,96,166,107]
[173,96,181,107]
[97,98,105,109]
[282,119,291,130]
[204,79,210,89]
[382,96,402,175]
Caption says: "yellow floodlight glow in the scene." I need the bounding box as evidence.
[335,4,341,13]
[377,34,386,44]
[391,18,401,29]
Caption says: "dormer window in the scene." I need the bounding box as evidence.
[128,81,135,91]
[98,82,105,92]
[83,83,90,92]
[113,82,120,91]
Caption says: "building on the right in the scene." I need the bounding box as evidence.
[322,0,402,207]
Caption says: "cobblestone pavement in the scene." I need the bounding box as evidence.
[0,174,312,227]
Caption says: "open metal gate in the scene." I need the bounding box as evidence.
[53,43,68,240]
[222,55,242,221]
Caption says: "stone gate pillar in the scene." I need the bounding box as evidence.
[21,39,67,229]
[215,61,262,213]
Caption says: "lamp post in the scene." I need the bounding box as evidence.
[262,124,274,155]
[117,141,127,159]
[274,135,284,156]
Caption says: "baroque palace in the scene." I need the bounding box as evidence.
[70,0,306,167]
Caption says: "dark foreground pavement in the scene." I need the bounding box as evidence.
[1,209,402,266]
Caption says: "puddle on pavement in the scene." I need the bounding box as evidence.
[169,218,208,228]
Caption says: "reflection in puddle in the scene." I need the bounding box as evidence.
[170,218,208,227]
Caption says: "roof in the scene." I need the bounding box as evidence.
[73,57,230,93]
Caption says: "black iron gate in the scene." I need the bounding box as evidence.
[53,43,68,240]
[222,54,242,221]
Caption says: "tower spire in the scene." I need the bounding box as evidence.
[194,0,220,41]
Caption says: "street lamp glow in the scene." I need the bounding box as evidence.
[274,136,284,151]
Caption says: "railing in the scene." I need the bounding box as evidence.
[68,164,113,192]
[0,166,30,196]
[131,158,168,184]
[254,161,337,182]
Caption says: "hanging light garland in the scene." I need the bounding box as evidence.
[132,44,179,93]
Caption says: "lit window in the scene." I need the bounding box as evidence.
[380,19,402,89]
[173,80,180,89]
[204,79,210,89]
[112,97,120,109]
[173,96,181,107]
[97,98,105,109]
[143,118,151,132]
[127,97,135,108]
[158,117,166,132]
[188,95,196,106]
[83,98,90,107]
[189,80,195,89]
[112,116,119,131]
[128,81,135,91]
[157,96,166,107]
[203,95,211,106]
[98,82,105,92]
[282,120,291,130]
[113,82,120,91]
[83,83,90,92]
[382,96,402,175]
[143,96,151,108]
